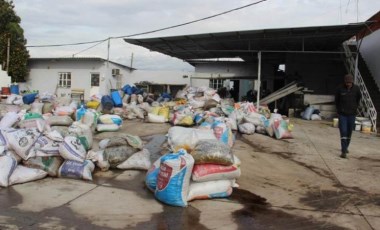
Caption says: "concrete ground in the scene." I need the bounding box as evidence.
[1,118,379,230]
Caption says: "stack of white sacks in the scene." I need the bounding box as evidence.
[0,99,138,187]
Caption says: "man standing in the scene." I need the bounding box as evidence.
[335,74,361,158]
[246,89,257,102]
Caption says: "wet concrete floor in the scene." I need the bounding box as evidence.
[1,119,380,229]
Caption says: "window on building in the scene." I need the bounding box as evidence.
[209,79,225,90]
[59,72,71,88]
[91,73,100,87]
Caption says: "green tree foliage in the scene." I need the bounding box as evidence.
[0,0,29,82]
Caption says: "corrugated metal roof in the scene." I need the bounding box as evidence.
[124,23,372,63]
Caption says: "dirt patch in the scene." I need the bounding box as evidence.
[357,157,380,163]
[300,189,354,210]
[289,160,335,180]
[239,136,334,180]
[237,135,269,153]
[300,186,380,211]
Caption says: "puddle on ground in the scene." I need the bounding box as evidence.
[0,187,23,209]
[230,188,348,230]
[135,205,208,230]
[0,187,109,229]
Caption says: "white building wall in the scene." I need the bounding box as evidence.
[20,59,132,99]
[126,70,192,85]
[190,78,209,88]
[0,65,12,89]
[360,30,380,89]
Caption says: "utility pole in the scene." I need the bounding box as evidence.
[130,53,134,69]
[6,37,10,75]
[107,37,110,67]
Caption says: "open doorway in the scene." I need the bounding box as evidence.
[230,79,240,102]
[274,64,286,91]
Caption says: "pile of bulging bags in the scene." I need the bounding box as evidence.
[145,126,240,207]
[0,99,98,186]
[87,134,151,172]
[227,103,293,139]
[0,126,96,187]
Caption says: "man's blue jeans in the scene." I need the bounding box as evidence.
[338,114,356,153]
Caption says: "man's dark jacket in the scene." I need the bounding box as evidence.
[335,84,361,115]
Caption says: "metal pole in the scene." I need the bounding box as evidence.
[130,52,134,69]
[354,50,359,84]
[106,37,110,92]
[6,37,10,75]
[107,37,110,67]
[256,51,261,108]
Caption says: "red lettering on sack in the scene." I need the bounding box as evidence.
[157,163,173,190]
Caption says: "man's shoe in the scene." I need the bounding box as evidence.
[340,153,347,158]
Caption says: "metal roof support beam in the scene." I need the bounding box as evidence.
[159,49,356,54]
[257,51,261,108]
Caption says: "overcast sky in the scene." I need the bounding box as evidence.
[12,0,380,71]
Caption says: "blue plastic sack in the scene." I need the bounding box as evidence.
[111,91,122,107]
[161,93,172,99]
[122,84,133,95]
[194,113,205,125]
[22,93,38,104]
[145,158,161,192]
[101,95,114,111]
[76,106,86,121]
[154,149,194,207]
[10,84,19,95]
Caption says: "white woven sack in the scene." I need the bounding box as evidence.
[0,155,17,187]
[68,122,93,150]
[59,136,86,162]
[86,150,110,171]
[167,126,216,152]
[187,180,233,201]
[31,102,44,114]
[117,149,151,170]
[96,124,120,132]
[33,135,62,157]
[47,116,73,126]
[0,112,20,129]
[58,160,95,181]
[9,165,47,185]
[0,129,11,148]
[238,123,256,135]
[147,113,166,123]
[7,128,40,160]
[6,150,22,163]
